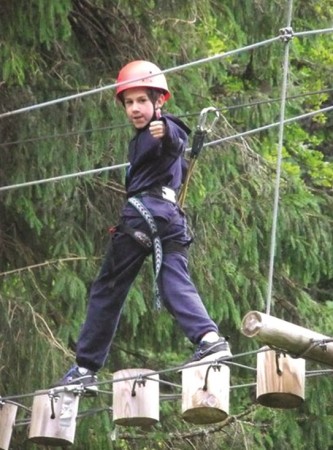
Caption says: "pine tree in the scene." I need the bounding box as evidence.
[0,1,332,448]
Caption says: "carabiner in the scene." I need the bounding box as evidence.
[197,106,220,133]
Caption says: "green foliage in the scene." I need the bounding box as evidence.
[0,0,333,448]
[0,0,72,86]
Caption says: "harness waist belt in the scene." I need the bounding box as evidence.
[134,186,177,204]
[161,186,177,203]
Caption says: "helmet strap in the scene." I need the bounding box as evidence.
[147,89,165,120]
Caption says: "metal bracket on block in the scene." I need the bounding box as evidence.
[131,374,147,397]
[203,363,222,391]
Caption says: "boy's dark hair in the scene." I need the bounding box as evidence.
[118,88,164,106]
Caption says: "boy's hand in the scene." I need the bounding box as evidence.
[149,120,166,139]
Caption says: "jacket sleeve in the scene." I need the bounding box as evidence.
[161,115,190,157]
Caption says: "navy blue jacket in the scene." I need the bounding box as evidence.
[122,113,191,221]
[125,113,191,196]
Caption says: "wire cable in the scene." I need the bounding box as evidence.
[0,347,267,406]
[0,35,281,120]
[0,123,129,148]
[0,162,129,192]
[266,0,293,316]
[0,343,332,429]
[1,103,331,193]
[206,103,333,148]
[294,27,333,38]
[1,87,332,149]
[0,27,330,121]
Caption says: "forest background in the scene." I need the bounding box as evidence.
[0,0,332,449]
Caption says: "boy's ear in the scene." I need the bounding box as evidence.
[155,94,165,109]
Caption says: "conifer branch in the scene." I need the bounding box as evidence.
[0,256,100,277]
[26,302,74,357]
[117,405,257,441]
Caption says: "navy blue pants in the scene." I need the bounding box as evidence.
[76,201,218,372]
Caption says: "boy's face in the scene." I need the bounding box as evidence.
[123,88,165,129]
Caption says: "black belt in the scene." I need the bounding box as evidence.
[129,186,177,204]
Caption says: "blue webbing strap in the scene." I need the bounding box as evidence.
[128,196,163,310]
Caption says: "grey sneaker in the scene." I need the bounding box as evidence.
[52,365,98,396]
[190,337,231,362]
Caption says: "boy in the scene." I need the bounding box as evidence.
[54,60,230,392]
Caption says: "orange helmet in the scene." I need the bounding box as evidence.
[116,60,171,101]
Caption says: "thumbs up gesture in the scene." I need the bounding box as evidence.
[149,120,166,139]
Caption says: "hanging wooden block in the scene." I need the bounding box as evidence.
[113,369,159,426]
[0,403,18,450]
[181,355,230,424]
[256,347,305,408]
[28,389,80,446]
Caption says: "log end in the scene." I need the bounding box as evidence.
[241,311,263,337]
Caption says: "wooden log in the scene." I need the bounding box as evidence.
[29,389,80,446]
[256,347,305,408]
[0,403,18,450]
[241,311,333,367]
[181,353,230,424]
[113,369,159,426]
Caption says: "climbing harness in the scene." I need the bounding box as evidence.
[178,106,220,208]
[135,185,177,204]
[127,196,163,310]
[115,223,153,251]
[108,187,188,310]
